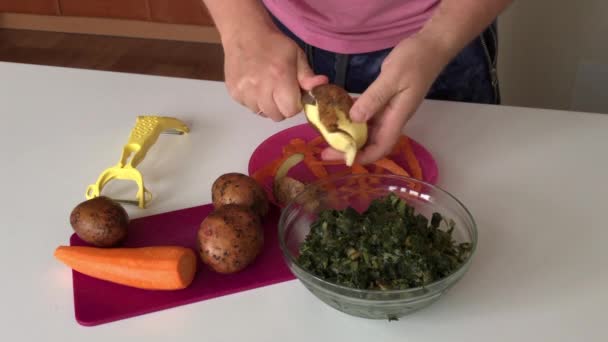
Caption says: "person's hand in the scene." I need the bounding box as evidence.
[223,28,328,121]
[322,35,451,164]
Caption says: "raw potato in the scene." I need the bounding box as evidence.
[303,84,368,166]
[69,196,129,247]
[212,173,269,217]
[198,204,264,274]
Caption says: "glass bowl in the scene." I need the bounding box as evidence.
[277,174,477,320]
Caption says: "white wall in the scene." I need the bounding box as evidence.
[497,0,608,113]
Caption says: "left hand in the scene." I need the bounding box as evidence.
[321,35,451,164]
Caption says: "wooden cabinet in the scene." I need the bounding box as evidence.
[0,0,215,26]
[0,0,60,15]
[149,0,214,26]
[60,0,150,20]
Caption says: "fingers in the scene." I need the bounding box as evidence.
[321,91,410,165]
[350,73,399,123]
[234,82,282,120]
[273,74,303,118]
[258,84,284,121]
[300,75,329,91]
[356,126,400,165]
[356,91,417,164]
[320,147,344,161]
[321,139,396,166]
[228,47,328,120]
[270,49,328,118]
[296,50,328,91]
[240,93,261,116]
[236,68,299,120]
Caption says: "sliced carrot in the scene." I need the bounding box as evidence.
[309,135,326,146]
[390,137,404,156]
[254,134,422,188]
[372,164,384,174]
[283,139,309,157]
[284,138,307,152]
[402,136,423,180]
[372,158,411,177]
[329,169,353,179]
[304,156,329,179]
[54,245,197,290]
[351,163,368,174]
[251,154,292,184]
[309,159,345,167]
[366,165,383,184]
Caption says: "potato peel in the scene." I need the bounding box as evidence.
[273,153,306,206]
[271,152,321,211]
[275,153,304,180]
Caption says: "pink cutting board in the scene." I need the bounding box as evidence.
[69,204,293,327]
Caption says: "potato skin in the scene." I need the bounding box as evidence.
[274,176,322,213]
[69,196,129,247]
[198,204,264,274]
[211,173,269,217]
[310,84,353,131]
[273,176,306,206]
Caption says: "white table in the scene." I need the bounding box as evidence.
[1,61,607,341]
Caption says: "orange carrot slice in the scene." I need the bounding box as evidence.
[251,156,287,184]
[309,135,326,146]
[304,157,329,179]
[373,158,411,177]
[310,159,345,166]
[402,136,423,180]
[351,163,368,174]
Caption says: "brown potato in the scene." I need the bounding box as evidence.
[198,204,264,274]
[211,172,269,217]
[69,196,129,247]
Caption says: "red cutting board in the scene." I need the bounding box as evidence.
[69,203,293,326]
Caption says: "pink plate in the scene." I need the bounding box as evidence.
[69,204,292,326]
[248,123,438,203]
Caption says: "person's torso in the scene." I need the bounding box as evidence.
[262,0,440,54]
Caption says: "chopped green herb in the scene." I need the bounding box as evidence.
[297,192,472,290]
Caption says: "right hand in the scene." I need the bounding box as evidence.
[223,28,328,121]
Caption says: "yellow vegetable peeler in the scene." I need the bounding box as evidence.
[85,116,190,208]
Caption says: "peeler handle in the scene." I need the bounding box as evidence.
[85,115,189,208]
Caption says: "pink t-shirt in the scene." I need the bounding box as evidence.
[262,0,440,54]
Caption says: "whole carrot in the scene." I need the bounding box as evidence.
[54,245,197,290]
